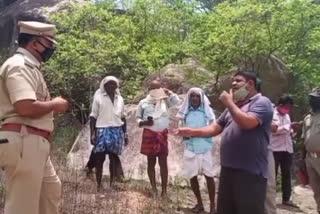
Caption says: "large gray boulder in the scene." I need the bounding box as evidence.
[143,59,215,94]
[138,55,291,112]
[0,0,83,53]
[208,55,291,111]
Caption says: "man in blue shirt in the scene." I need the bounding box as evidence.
[177,88,216,214]
[177,71,273,214]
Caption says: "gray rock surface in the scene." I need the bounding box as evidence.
[0,0,83,53]
[209,55,291,111]
[137,56,290,112]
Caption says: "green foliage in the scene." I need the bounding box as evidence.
[47,0,194,122]
[0,48,9,65]
[46,0,320,123]
[189,0,320,82]
[47,3,141,122]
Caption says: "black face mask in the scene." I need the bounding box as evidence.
[36,41,56,62]
[41,47,55,62]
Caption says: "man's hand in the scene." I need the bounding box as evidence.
[271,123,278,132]
[219,89,234,108]
[52,97,69,113]
[139,119,154,127]
[163,88,173,96]
[176,127,194,137]
[291,121,302,132]
[124,135,129,146]
[91,133,96,145]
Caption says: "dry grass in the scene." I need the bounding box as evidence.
[0,163,188,214]
[57,164,185,214]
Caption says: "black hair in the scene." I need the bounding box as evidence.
[233,70,262,92]
[310,96,320,113]
[277,95,294,106]
[18,33,38,47]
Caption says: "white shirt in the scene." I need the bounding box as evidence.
[136,93,179,132]
[90,89,125,128]
[270,108,293,153]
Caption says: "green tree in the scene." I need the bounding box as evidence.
[47,0,195,122]
[46,0,320,123]
[188,0,320,85]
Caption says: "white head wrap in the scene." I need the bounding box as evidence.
[99,76,120,95]
[176,87,215,121]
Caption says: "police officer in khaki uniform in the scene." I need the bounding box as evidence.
[0,21,68,214]
[302,88,320,214]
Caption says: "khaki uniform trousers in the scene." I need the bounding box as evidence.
[265,150,277,214]
[0,129,61,214]
[306,154,320,212]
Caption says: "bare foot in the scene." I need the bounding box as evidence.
[161,191,167,198]
[209,206,217,214]
[191,204,204,213]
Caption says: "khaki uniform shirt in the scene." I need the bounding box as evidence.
[0,48,54,132]
[302,112,320,152]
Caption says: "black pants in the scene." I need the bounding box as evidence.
[86,148,97,170]
[217,167,267,214]
[86,148,124,178]
[273,151,292,202]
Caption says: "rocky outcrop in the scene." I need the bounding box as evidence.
[209,55,291,111]
[143,59,215,94]
[139,55,291,112]
[0,0,84,53]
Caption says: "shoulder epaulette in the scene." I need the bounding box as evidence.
[24,60,35,69]
[15,52,35,69]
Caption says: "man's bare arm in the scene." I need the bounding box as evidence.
[178,122,223,137]
[227,102,259,130]
[14,97,68,118]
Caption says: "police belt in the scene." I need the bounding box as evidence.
[0,123,51,141]
[308,152,320,159]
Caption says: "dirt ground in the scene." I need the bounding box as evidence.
[59,173,318,214]
[0,169,318,214]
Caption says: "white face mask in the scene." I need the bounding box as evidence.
[149,88,167,100]
[233,84,249,102]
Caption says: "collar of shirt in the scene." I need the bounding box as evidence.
[188,106,204,112]
[249,93,261,102]
[16,47,41,69]
[238,93,261,107]
[275,108,285,117]
[101,91,119,99]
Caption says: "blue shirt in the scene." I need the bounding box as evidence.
[184,107,214,154]
[216,93,273,178]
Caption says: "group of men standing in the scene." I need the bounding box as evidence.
[0,20,320,214]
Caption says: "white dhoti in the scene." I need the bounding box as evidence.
[183,149,214,179]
